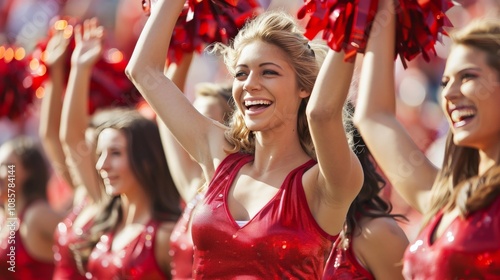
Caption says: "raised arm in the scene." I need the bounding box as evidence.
[306,49,363,232]
[39,28,75,189]
[126,0,228,174]
[352,0,438,213]
[59,18,104,203]
[157,52,205,202]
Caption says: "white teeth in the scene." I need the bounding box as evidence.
[451,109,475,123]
[244,100,271,106]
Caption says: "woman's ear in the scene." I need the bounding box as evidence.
[299,88,310,98]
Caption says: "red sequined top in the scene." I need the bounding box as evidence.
[403,195,500,279]
[0,204,55,279]
[191,152,336,279]
[52,201,91,280]
[86,219,169,280]
[323,235,374,280]
[169,193,203,279]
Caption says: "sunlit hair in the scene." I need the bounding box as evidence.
[73,109,181,273]
[1,137,49,206]
[424,18,500,226]
[209,10,330,158]
[339,103,406,246]
[195,82,234,125]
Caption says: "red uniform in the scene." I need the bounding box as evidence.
[169,193,203,279]
[0,204,54,279]
[191,152,336,279]
[86,219,169,280]
[52,201,90,280]
[403,196,500,279]
[323,235,374,280]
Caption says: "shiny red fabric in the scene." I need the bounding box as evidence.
[403,196,500,279]
[0,205,55,280]
[191,152,336,279]
[323,235,374,280]
[297,0,453,66]
[169,193,204,279]
[167,0,261,65]
[52,201,91,280]
[86,220,169,280]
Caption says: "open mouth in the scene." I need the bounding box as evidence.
[450,108,476,126]
[244,100,272,111]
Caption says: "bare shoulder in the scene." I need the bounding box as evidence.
[354,217,409,280]
[360,217,407,241]
[24,201,62,224]
[23,201,63,236]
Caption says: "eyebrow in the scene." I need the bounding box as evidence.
[444,67,482,77]
[235,62,283,69]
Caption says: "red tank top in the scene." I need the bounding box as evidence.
[323,234,374,280]
[169,193,203,279]
[52,200,91,280]
[403,195,500,279]
[191,152,336,279]
[86,219,169,279]
[0,204,55,279]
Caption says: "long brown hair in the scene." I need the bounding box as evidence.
[423,18,500,226]
[342,104,406,244]
[72,109,181,273]
[1,137,50,206]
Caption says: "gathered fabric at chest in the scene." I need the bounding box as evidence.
[191,152,336,280]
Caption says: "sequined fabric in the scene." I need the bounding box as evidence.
[52,201,91,280]
[0,204,55,279]
[169,192,204,279]
[86,220,169,280]
[191,152,336,279]
[403,196,500,279]
[323,235,374,280]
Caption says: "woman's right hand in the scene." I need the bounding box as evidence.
[44,23,71,68]
[71,18,104,68]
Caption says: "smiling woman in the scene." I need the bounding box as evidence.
[126,0,364,278]
[353,0,500,277]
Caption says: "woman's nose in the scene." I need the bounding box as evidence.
[95,153,108,171]
[243,72,261,92]
[442,80,462,101]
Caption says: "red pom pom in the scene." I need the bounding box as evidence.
[297,0,379,62]
[395,0,453,67]
[0,45,37,120]
[297,0,453,65]
[167,0,261,65]
[27,18,141,115]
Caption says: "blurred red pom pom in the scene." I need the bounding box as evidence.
[297,0,453,65]
[0,45,37,120]
[27,17,142,115]
[167,0,261,65]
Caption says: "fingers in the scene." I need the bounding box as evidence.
[76,17,104,44]
[74,24,82,45]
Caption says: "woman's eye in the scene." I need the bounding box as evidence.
[234,71,247,79]
[461,73,477,83]
[440,79,448,88]
[263,70,278,75]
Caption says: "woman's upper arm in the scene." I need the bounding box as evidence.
[355,218,409,280]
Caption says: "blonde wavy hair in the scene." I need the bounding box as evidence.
[210,10,354,158]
